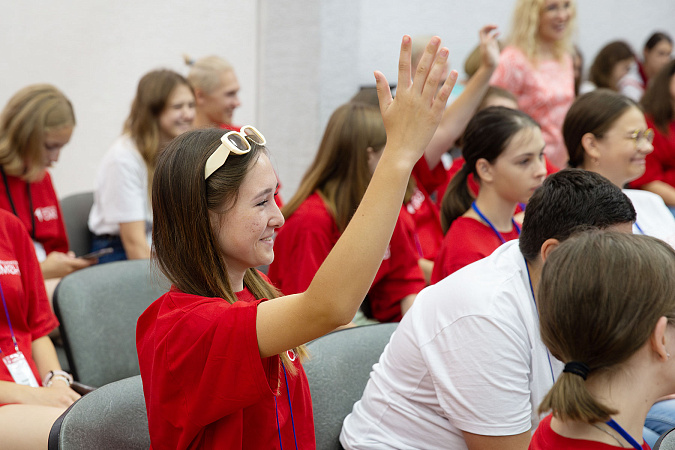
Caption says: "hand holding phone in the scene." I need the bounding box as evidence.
[78,247,114,260]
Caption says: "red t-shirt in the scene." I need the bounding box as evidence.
[0,209,58,403]
[530,414,651,449]
[431,216,520,284]
[630,119,675,189]
[0,171,69,254]
[137,285,314,449]
[218,123,284,208]
[268,192,425,322]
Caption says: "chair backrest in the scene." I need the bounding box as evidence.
[48,375,150,450]
[59,191,94,256]
[53,259,169,387]
[654,427,675,450]
[303,323,398,450]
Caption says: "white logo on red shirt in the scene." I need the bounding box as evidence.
[34,206,58,222]
[383,245,391,261]
[287,349,296,361]
[406,188,425,215]
[0,260,20,276]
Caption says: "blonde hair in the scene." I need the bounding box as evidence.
[538,231,675,423]
[0,84,75,181]
[508,0,577,62]
[185,55,233,94]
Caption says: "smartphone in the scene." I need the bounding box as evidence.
[78,247,114,260]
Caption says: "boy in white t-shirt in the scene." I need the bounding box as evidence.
[340,169,637,450]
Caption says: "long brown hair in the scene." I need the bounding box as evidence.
[641,59,675,134]
[125,69,193,197]
[282,102,387,232]
[538,231,675,422]
[0,84,75,181]
[152,128,306,373]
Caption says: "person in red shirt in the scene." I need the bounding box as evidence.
[530,232,673,450]
[432,107,547,283]
[629,60,675,213]
[0,209,80,449]
[0,85,92,301]
[269,101,425,322]
[137,36,458,449]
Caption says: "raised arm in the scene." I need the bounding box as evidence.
[256,36,457,358]
[424,25,500,170]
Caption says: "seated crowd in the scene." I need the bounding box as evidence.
[1,0,674,448]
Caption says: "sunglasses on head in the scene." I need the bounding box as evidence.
[204,125,266,180]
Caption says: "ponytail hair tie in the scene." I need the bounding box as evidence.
[563,361,591,380]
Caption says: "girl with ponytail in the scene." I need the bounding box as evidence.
[531,231,675,449]
[431,106,546,282]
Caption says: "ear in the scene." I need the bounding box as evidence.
[539,238,560,263]
[194,88,207,106]
[650,316,670,362]
[581,132,601,163]
[476,158,494,183]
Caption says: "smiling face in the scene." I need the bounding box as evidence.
[158,83,195,142]
[210,153,283,289]
[198,69,241,126]
[538,0,573,44]
[587,106,653,187]
[484,126,548,204]
[42,125,73,170]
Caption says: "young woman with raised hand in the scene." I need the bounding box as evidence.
[564,89,675,244]
[432,106,546,283]
[136,36,457,449]
[0,208,80,449]
[0,85,92,300]
[530,231,675,449]
[268,101,426,323]
[491,0,577,168]
[88,70,195,263]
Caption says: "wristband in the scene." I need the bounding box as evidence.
[43,370,73,387]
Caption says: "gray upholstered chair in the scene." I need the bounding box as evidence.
[303,323,398,450]
[655,427,675,450]
[59,191,94,257]
[53,259,169,387]
[48,375,150,450]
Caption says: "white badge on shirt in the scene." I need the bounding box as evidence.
[3,351,39,387]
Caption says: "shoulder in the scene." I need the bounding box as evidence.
[284,193,335,231]
[0,208,28,240]
[499,46,529,65]
[106,135,143,163]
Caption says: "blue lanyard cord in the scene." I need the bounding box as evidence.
[524,259,556,385]
[634,222,645,235]
[471,201,520,244]
[606,418,643,450]
[274,363,299,450]
[0,281,19,353]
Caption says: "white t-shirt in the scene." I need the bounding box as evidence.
[88,135,152,242]
[340,241,563,450]
[624,189,675,246]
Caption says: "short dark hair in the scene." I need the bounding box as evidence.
[519,169,636,261]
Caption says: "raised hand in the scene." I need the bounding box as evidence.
[479,25,500,70]
[374,35,458,168]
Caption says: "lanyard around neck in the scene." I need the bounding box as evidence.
[0,281,19,354]
[0,167,35,241]
[606,418,643,450]
[471,201,520,244]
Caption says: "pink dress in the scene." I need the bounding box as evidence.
[491,46,575,168]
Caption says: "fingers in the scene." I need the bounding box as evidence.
[397,35,413,90]
[413,36,441,95]
[422,46,450,100]
[480,24,498,40]
[374,70,393,115]
[433,70,459,114]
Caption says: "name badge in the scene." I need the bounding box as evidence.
[3,351,39,387]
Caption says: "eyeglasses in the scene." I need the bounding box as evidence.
[204,126,266,180]
[626,129,654,147]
